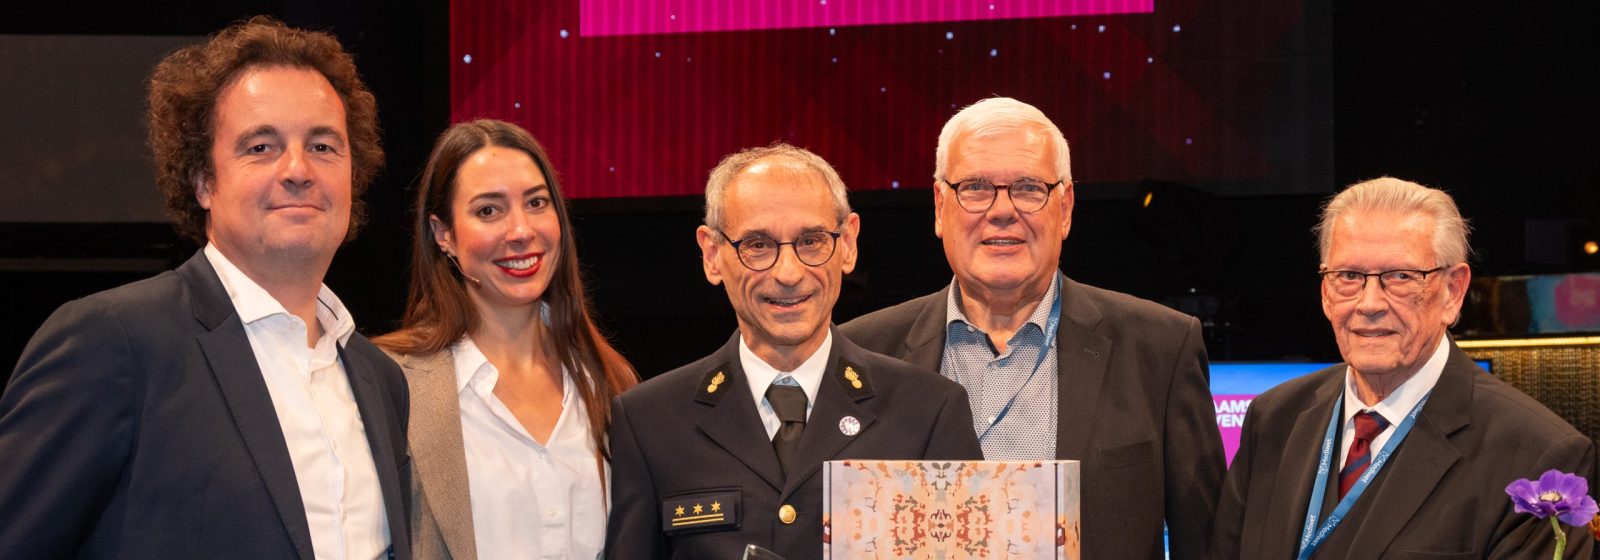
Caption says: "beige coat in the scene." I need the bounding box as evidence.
[387,350,477,560]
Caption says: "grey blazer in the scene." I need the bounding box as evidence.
[840,273,1226,560]
[387,349,477,560]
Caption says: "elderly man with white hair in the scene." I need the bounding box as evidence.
[1211,177,1596,558]
[842,97,1225,559]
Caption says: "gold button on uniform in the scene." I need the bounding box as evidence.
[778,504,796,524]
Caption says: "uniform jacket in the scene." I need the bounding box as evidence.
[604,327,983,559]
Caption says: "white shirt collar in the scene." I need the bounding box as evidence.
[1341,333,1451,426]
[204,242,354,346]
[452,335,494,395]
[741,329,831,409]
[451,303,558,395]
[451,334,578,403]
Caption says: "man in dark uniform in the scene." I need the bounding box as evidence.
[605,144,983,560]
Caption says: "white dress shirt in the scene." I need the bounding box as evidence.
[1338,334,1451,470]
[204,244,389,560]
[740,330,830,440]
[452,336,605,560]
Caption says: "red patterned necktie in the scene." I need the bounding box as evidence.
[1339,411,1392,499]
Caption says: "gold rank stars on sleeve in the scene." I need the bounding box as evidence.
[680,501,720,515]
[668,497,730,529]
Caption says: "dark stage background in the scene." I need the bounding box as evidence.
[2,1,1597,386]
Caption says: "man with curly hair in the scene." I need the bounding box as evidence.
[0,17,411,559]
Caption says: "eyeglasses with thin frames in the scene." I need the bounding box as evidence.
[717,228,842,271]
[941,178,1065,213]
[1319,267,1446,299]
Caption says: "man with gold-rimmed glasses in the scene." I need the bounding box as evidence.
[606,144,982,559]
[842,96,1224,559]
[1213,177,1594,558]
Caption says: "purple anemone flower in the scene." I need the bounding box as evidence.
[1506,469,1600,527]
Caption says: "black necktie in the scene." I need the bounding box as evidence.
[766,383,808,476]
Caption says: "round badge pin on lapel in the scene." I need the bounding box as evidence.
[838,416,861,436]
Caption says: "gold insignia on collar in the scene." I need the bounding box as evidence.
[707,371,726,393]
[844,367,862,389]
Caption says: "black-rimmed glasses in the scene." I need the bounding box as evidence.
[941,178,1064,213]
[1319,267,1446,299]
[718,229,842,271]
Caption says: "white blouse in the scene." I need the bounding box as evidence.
[452,337,605,560]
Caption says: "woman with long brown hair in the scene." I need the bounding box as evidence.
[375,119,637,559]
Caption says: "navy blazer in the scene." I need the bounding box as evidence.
[605,328,984,560]
[0,251,411,559]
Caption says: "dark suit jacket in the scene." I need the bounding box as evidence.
[839,274,1225,560]
[604,328,984,560]
[0,251,411,560]
[1212,342,1598,559]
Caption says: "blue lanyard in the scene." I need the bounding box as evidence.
[1296,391,1431,560]
[975,283,1063,441]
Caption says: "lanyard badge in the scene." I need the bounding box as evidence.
[1295,392,1431,559]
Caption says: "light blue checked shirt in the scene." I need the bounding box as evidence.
[940,274,1060,460]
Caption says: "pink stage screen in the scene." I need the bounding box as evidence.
[1211,361,1491,465]
[452,0,1327,198]
[578,1,1152,37]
